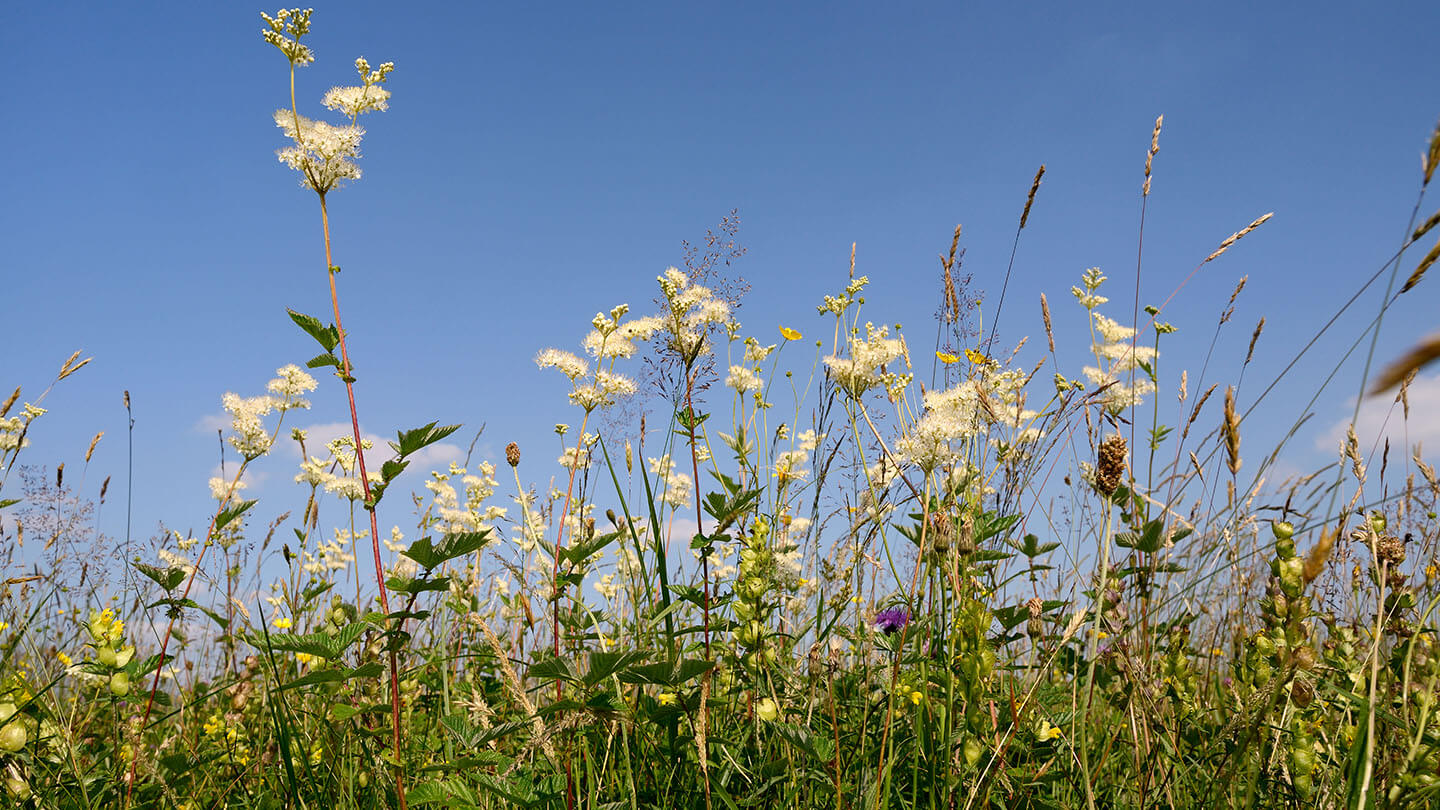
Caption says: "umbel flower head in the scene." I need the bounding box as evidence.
[264,10,394,195]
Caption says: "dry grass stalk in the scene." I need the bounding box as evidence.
[1178,369,1188,403]
[1223,386,1241,475]
[1344,425,1365,483]
[1143,115,1163,196]
[849,242,856,280]
[0,386,19,419]
[1400,370,1415,420]
[1189,450,1205,483]
[84,432,103,463]
[1414,210,1440,243]
[1204,214,1274,263]
[1413,446,1438,492]
[1399,237,1440,294]
[1041,294,1055,353]
[1020,165,1045,229]
[57,350,91,380]
[1301,527,1336,584]
[1426,117,1440,187]
[1245,317,1265,365]
[1183,383,1218,441]
[1369,333,1440,394]
[942,225,962,322]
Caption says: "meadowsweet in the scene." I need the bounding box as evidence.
[266,364,318,407]
[824,322,904,398]
[535,349,588,380]
[725,365,762,394]
[222,392,278,459]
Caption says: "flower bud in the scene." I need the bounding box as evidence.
[755,697,779,722]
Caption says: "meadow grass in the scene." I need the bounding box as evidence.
[3,9,1440,809]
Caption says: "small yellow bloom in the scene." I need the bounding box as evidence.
[56,651,73,667]
[909,690,923,705]
[964,348,991,365]
[296,652,314,666]
[1035,719,1062,741]
[779,326,802,341]
[656,692,676,706]
[273,617,293,630]
[936,351,959,364]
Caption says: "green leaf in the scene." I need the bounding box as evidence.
[134,562,186,593]
[583,650,650,688]
[392,422,463,458]
[0,498,19,511]
[381,458,407,483]
[528,656,579,684]
[256,622,367,660]
[386,575,452,594]
[287,309,339,353]
[215,499,257,531]
[400,530,491,570]
[305,353,340,370]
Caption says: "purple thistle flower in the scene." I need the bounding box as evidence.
[873,607,910,635]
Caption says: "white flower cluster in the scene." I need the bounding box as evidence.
[424,462,507,534]
[0,403,44,455]
[223,366,317,460]
[824,322,905,398]
[895,364,1040,472]
[657,267,731,362]
[1082,313,1158,414]
[648,454,693,508]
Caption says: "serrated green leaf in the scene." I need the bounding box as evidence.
[305,353,340,370]
[215,499,257,531]
[134,562,186,592]
[287,308,339,353]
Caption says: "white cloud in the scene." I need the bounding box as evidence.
[1315,371,1440,463]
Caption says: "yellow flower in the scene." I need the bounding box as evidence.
[935,351,959,364]
[909,690,923,705]
[779,326,802,341]
[1035,719,1063,741]
[56,651,73,667]
[273,617,293,630]
[296,652,314,666]
[964,348,992,365]
[656,692,677,706]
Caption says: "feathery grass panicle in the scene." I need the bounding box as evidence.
[1223,386,1241,475]
[1020,165,1045,229]
[1205,213,1274,263]
[1245,317,1265,364]
[1040,293,1054,353]
[1399,237,1440,294]
[1369,332,1440,394]
[0,386,19,418]
[1143,115,1162,196]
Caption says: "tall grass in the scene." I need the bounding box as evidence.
[2,9,1440,809]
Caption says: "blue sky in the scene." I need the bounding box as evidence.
[4,2,1438,574]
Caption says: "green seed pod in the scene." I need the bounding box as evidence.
[0,722,26,753]
[109,671,131,697]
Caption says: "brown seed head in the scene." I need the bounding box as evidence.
[505,442,521,467]
[1096,434,1128,496]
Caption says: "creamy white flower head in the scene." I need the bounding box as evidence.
[223,392,279,459]
[208,476,247,502]
[267,364,318,408]
[274,110,364,194]
[725,365,762,394]
[261,8,315,66]
[323,85,390,118]
[797,429,825,452]
[535,348,588,380]
[824,322,905,398]
[743,339,777,365]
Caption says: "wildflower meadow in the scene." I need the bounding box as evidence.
[6,8,1440,809]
